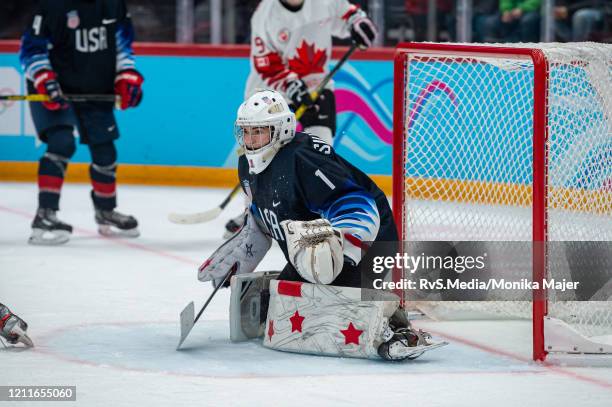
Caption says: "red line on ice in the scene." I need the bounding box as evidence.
[2,203,611,388]
[31,320,548,380]
[421,326,612,390]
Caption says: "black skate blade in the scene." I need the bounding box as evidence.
[98,225,140,238]
[28,229,70,246]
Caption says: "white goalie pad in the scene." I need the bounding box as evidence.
[263,280,399,359]
[229,271,280,342]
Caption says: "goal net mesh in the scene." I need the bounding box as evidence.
[398,43,612,340]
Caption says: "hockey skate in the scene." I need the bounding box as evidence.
[0,304,33,348]
[378,322,448,361]
[95,208,140,237]
[28,208,73,246]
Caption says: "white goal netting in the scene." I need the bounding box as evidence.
[396,42,612,343]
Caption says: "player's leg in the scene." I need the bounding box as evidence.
[27,88,77,245]
[229,268,446,360]
[88,141,139,237]
[36,126,76,212]
[300,89,336,145]
[74,104,139,237]
[263,279,446,360]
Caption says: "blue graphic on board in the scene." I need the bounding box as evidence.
[1,51,610,190]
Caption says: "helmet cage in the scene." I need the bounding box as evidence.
[234,120,281,154]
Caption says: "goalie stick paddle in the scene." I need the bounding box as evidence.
[168,43,359,225]
[176,265,236,350]
[1,94,116,103]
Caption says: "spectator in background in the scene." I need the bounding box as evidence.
[445,0,500,42]
[405,0,454,41]
[473,0,501,42]
[496,0,541,42]
[0,0,37,39]
[235,0,262,43]
[129,0,175,42]
[555,0,609,42]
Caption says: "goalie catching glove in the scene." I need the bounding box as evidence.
[281,219,344,285]
[198,209,272,286]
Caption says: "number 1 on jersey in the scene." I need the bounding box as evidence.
[315,169,335,190]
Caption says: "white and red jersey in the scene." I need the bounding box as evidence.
[244,0,361,99]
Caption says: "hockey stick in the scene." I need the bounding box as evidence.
[168,184,242,225]
[168,43,359,225]
[0,94,116,103]
[176,264,236,350]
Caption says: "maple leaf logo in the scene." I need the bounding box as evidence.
[288,40,327,78]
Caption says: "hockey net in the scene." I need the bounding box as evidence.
[392,42,612,361]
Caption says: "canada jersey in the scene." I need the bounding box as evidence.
[20,0,136,95]
[245,0,360,98]
[238,132,397,266]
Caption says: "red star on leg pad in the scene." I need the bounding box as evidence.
[340,322,363,345]
[268,320,274,341]
[289,310,305,333]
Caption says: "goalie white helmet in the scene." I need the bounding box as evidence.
[234,89,296,174]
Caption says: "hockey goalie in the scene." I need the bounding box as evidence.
[197,90,446,361]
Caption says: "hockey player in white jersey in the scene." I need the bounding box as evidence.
[245,0,377,145]
[199,90,447,361]
[225,0,377,238]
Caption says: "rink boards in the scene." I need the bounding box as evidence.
[1,41,609,199]
[0,42,394,187]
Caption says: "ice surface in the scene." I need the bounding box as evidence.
[1,182,610,406]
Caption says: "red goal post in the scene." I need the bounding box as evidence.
[392,42,612,362]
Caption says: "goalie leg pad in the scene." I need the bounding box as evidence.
[229,270,280,342]
[263,279,399,359]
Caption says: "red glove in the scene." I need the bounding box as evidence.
[33,70,66,111]
[114,69,144,110]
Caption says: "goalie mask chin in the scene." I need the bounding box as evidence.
[235,89,296,174]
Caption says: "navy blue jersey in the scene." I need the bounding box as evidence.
[238,132,398,267]
[20,0,136,95]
